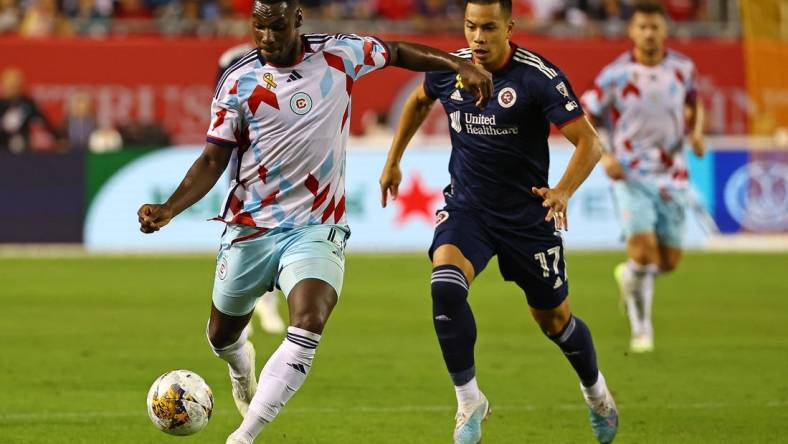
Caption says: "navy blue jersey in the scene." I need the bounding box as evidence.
[424,44,584,228]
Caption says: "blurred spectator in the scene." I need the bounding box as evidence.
[323,0,375,20]
[0,68,61,153]
[376,0,415,21]
[413,0,461,32]
[215,0,247,36]
[88,126,122,152]
[522,0,566,23]
[115,0,152,19]
[158,0,214,36]
[19,0,71,37]
[61,91,97,151]
[664,0,705,21]
[117,120,170,147]
[0,0,21,33]
[68,0,110,36]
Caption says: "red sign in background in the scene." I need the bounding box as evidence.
[1,34,746,144]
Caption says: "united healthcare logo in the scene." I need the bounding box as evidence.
[723,161,788,232]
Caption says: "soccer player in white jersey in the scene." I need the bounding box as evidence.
[581,1,705,353]
[137,1,493,443]
[218,42,287,335]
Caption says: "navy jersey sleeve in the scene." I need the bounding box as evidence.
[423,71,443,100]
[536,72,585,128]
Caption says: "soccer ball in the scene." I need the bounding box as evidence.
[146,370,214,436]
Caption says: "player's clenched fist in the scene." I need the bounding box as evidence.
[457,60,493,109]
[138,203,174,233]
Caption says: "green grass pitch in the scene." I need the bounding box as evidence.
[1,252,787,443]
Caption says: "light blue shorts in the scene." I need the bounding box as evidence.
[612,181,687,248]
[212,224,349,316]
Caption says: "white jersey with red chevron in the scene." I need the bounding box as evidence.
[207,33,390,229]
[581,50,698,189]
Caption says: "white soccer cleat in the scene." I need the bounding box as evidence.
[255,293,286,334]
[630,334,654,353]
[453,392,491,444]
[230,341,258,417]
[582,380,619,443]
[226,432,251,444]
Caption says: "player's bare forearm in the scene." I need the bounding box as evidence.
[686,101,705,156]
[165,143,233,216]
[556,116,603,196]
[385,41,492,108]
[386,41,466,73]
[380,86,435,207]
[386,86,435,166]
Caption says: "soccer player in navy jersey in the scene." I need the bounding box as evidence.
[380,1,618,443]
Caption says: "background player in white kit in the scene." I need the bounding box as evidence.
[137,1,493,443]
[581,0,705,353]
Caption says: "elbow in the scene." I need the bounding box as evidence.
[589,137,603,164]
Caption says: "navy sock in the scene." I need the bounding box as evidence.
[548,315,599,387]
[431,265,476,386]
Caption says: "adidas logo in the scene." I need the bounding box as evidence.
[450,110,462,133]
[434,315,452,321]
[450,89,463,101]
[553,276,564,289]
[287,70,303,82]
[287,363,307,374]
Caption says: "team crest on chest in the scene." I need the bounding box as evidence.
[498,87,517,108]
[290,92,313,115]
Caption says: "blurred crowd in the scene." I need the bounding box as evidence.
[1,66,169,153]
[0,0,709,37]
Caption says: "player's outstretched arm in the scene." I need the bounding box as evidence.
[380,85,436,207]
[138,143,232,233]
[384,41,492,109]
[532,116,603,230]
[686,100,705,157]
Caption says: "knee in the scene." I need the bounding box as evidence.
[659,260,678,273]
[659,255,681,273]
[290,312,327,335]
[207,322,240,349]
[535,309,572,337]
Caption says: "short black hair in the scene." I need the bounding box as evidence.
[632,0,666,16]
[465,0,512,18]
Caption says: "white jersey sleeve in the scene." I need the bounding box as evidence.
[323,34,390,80]
[207,73,244,148]
[581,64,618,118]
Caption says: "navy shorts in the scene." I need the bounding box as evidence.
[428,208,569,310]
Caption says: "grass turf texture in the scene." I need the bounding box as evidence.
[1,252,787,443]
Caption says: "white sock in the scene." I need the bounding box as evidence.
[207,323,251,379]
[580,371,607,401]
[455,377,481,410]
[641,264,658,337]
[233,326,320,441]
[623,260,655,337]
